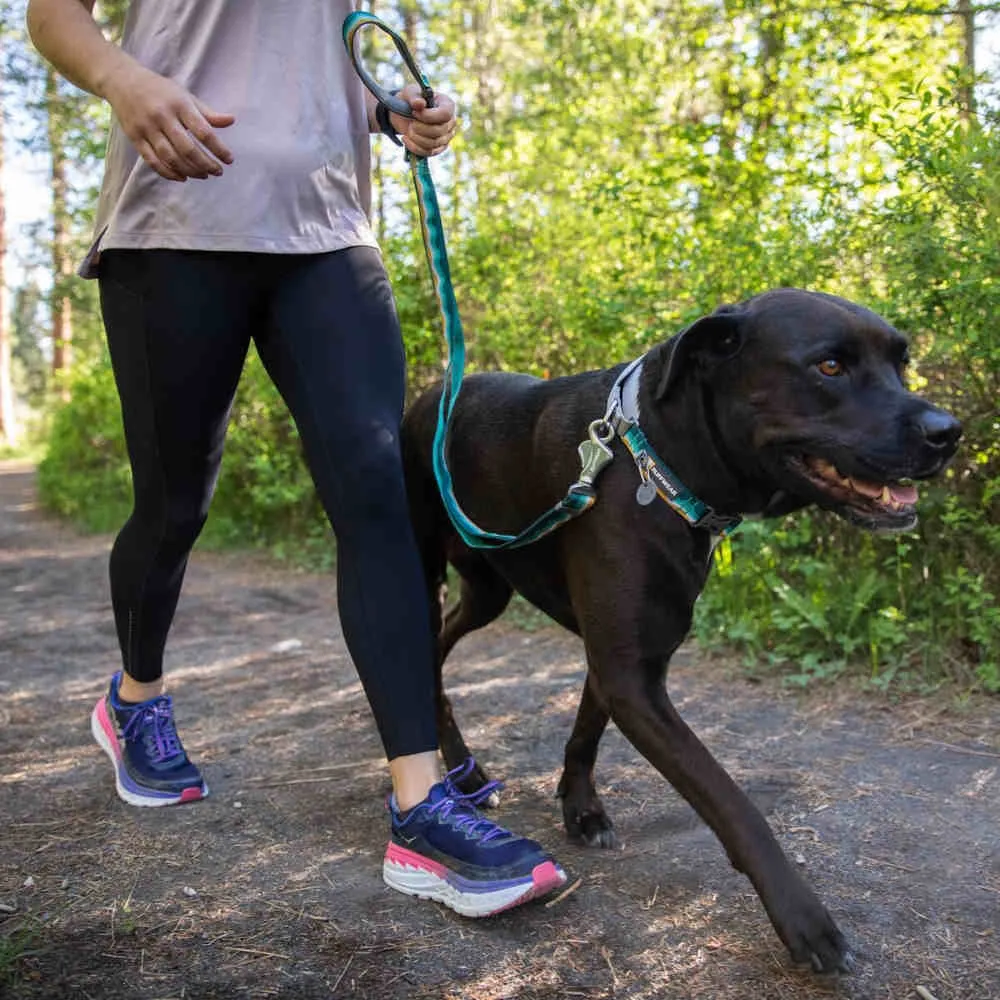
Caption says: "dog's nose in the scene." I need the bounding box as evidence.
[916,407,962,454]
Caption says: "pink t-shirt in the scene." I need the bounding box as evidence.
[81,0,378,278]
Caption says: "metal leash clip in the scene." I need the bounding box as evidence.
[573,420,615,490]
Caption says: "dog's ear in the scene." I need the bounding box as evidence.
[654,308,744,400]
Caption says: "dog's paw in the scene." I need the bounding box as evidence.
[784,908,855,974]
[477,788,501,809]
[800,941,855,976]
[565,809,618,849]
[581,824,619,849]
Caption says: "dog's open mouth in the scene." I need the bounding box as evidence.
[793,456,918,526]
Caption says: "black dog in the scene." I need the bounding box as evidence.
[400,288,961,972]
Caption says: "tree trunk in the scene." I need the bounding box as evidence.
[401,3,417,49]
[0,34,16,446]
[956,0,976,119]
[46,66,73,384]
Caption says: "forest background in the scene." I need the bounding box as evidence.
[1,0,997,694]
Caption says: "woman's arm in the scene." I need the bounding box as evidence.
[28,0,128,100]
[27,0,235,181]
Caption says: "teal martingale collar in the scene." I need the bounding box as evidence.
[604,357,742,537]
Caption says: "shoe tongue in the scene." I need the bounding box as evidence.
[426,780,454,804]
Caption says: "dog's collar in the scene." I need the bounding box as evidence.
[604,357,742,537]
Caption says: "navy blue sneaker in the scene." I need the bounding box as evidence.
[383,760,567,917]
[90,672,208,807]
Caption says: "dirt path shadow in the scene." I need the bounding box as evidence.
[1,460,998,1000]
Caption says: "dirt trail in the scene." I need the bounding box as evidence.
[1,458,998,1000]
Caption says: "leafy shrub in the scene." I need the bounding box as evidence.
[37,355,131,533]
[37,348,333,566]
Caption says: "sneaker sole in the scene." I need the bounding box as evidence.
[90,696,208,808]
[382,842,567,918]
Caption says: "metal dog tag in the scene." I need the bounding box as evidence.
[636,480,657,505]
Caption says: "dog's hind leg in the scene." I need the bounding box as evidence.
[557,670,617,847]
[435,553,514,795]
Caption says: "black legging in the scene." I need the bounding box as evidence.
[98,247,438,760]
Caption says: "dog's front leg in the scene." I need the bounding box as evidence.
[557,669,616,847]
[602,661,853,973]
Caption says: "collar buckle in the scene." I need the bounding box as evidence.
[693,510,743,536]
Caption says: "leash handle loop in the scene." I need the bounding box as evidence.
[343,11,435,116]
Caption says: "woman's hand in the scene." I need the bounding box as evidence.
[389,83,457,158]
[103,62,235,182]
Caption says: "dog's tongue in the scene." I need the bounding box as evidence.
[851,477,918,505]
[889,483,918,505]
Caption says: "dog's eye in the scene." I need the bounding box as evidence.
[817,359,844,377]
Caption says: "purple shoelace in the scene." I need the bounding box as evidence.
[120,697,183,763]
[430,760,510,842]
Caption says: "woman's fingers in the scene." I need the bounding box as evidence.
[134,136,187,182]
[152,101,234,179]
[189,98,235,164]
[110,65,235,181]
[403,119,458,157]
[152,119,221,178]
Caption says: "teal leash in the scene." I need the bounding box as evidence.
[344,11,606,550]
[411,149,605,548]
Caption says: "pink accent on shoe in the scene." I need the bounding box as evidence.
[531,861,564,894]
[94,697,122,760]
[384,841,450,878]
[179,787,204,803]
[482,860,567,916]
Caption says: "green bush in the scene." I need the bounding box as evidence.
[693,495,999,694]
[37,348,334,566]
[689,94,1000,694]
[37,355,132,533]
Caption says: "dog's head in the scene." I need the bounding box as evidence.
[651,288,962,531]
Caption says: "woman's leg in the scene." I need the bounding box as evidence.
[257,247,566,916]
[94,249,259,805]
[101,250,257,684]
[257,247,438,763]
